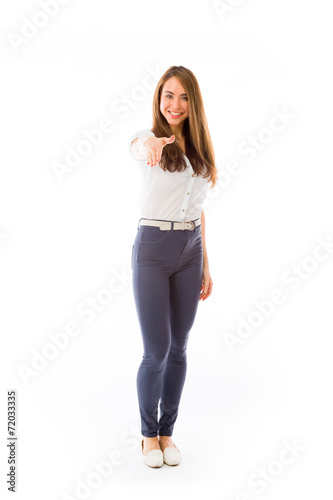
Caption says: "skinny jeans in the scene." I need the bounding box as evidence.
[131,218,203,437]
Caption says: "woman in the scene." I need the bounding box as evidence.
[129,65,217,468]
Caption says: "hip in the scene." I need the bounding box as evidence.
[131,219,203,271]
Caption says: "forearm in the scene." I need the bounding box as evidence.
[131,135,155,160]
[201,210,209,269]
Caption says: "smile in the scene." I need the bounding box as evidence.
[168,111,183,117]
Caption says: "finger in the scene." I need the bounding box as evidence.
[200,281,211,300]
[154,155,161,165]
[204,283,213,300]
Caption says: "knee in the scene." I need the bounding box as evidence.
[168,345,187,364]
[144,348,170,368]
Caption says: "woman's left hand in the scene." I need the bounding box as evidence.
[199,267,213,301]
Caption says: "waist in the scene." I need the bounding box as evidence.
[137,218,201,231]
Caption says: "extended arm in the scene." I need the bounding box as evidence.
[131,135,153,161]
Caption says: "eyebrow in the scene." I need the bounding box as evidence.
[164,90,188,96]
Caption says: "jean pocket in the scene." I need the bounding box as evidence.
[139,226,170,244]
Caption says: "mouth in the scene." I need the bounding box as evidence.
[168,110,183,117]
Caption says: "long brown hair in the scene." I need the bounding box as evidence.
[151,65,217,188]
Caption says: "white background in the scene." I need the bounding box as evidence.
[1,0,332,498]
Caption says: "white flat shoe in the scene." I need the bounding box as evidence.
[141,439,163,468]
[163,444,182,466]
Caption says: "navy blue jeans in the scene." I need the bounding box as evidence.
[131,218,203,437]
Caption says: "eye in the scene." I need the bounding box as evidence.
[164,94,188,100]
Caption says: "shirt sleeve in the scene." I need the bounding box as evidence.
[129,129,155,161]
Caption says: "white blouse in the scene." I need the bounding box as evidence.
[129,129,210,222]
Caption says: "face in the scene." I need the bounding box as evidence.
[160,76,189,127]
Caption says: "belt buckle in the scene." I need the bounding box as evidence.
[184,221,194,230]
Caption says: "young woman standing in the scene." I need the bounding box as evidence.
[129,65,217,468]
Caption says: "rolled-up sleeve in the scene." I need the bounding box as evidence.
[129,129,155,160]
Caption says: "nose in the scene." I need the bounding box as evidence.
[172,96,183,107]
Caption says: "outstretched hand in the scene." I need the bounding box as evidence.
[145,135,175,167]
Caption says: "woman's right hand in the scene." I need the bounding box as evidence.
[144,135,175,167]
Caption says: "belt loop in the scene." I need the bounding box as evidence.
[137,218,141,230]
[171,221,174,233]
[193,219,196,233]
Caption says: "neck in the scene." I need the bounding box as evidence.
[169,124,184,139]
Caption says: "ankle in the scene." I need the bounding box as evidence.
[143,436,159,448]
[142,436,161,454]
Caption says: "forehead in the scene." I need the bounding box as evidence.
[162,76,187,94]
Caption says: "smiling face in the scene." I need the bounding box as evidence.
[160,76,189,134]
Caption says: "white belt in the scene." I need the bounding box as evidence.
[138,218,201,231]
